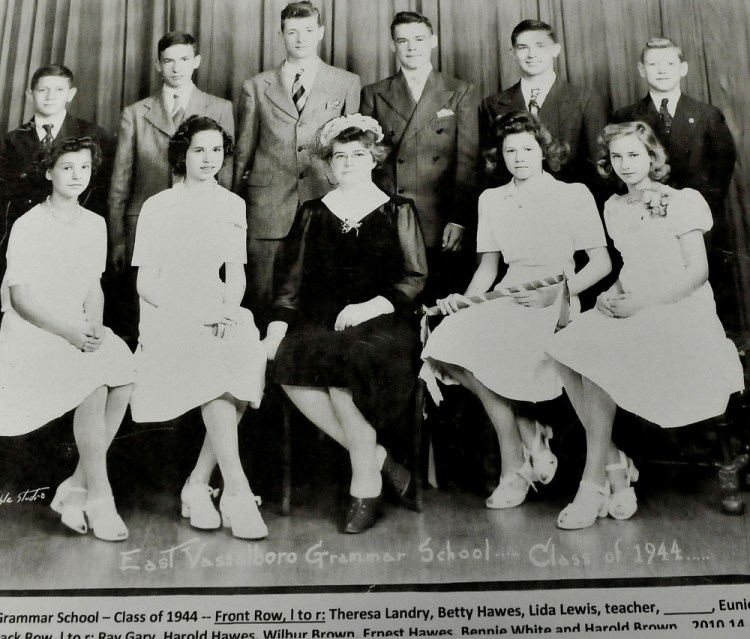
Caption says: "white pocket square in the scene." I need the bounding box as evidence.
[436,108,455,118]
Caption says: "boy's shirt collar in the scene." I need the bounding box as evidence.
[33,111,67,142]
[282,57,321,94]
[648,88,681,117]
[162,82,195,113]
[400,63,433,102]
[520,71,556,109]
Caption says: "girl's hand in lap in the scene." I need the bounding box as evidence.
[512,285,559,309]
[596,293,615,318]
[203,304,240,339]
[64,325,104,352]
[609,293,645,318]
[334,297,393,331]
[436,293,474,315]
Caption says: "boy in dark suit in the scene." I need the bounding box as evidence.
[611,38,735,218]
[0,64,110,279]
[480,20,607,193]
[233,1,360,328]
[360,11,478,301]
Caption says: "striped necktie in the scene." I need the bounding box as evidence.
[41,124,54,148]
[172,94,185,126]
[292,70,307,113]
[528,88,541,116]
[659,98,673,135]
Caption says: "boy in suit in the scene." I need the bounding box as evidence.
[360,11,478,301]
[480,20,607,192]
[611,38,735,218]
[233,1,360,326]
[0,65,110,276]
[108,31,234,271]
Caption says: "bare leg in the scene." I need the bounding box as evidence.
[72,386,111,502]
[328,387,382,498]
[438,362,526,480]
[189,399,247,485]
[201,393,251,496]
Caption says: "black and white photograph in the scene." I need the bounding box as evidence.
[0,1,749,637]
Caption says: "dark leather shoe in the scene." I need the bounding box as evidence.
[343,495,382,534]
[382,453,421,512]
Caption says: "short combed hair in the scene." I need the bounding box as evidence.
[158,31,198,58]
[640,37,684,63]
[313,126,389,166]
[484,110,568,176]
[30,65,74,90]
[168,115,234,176]
[596,121,670,182]
[511,19,556,47]
[390,11,433,38]
[281,1,321,30]
[39,136,102,173]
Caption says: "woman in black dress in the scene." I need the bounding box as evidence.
[263,115,427,533]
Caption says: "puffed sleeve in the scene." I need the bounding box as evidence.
[130,197,160,267]
[222,194,248,264]
[4,217,37,287]
[381,199,428,314]
[270,202,315,325]
[670,188,713,237]
[566,183,607,250]
[476,189,503,253]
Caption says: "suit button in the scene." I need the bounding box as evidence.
[299,172,305,179]
[397,158,404,164]
[397,188,405,194]
[433,156,440,162]
[389,130,396,136]
[297,146,304,152]
[436,128,444,134]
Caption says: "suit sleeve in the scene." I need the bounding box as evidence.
[704,106,736,213]
[232,81,259,195]
[450,83,479,228]
[580,89,609,166]
[108,107,136,247]
[216,100,235,190]
[478,97,496,153]
[343,75,361,115]
[359,85,374,119]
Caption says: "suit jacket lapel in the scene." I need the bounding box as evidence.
[57,114,78,139]
[668,95,696,154]
[301,62,332,115]
[505,82,526,110]
[402,71,453,143]
[144,92,175,136]
[265,64,298,120]
[379,72,417,125]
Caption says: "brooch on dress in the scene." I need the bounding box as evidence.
[340,219,362,235]
[627,188,669,219]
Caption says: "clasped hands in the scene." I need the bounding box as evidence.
[202,303,242,338]
[596,292,644,318]
[66,324,106,352]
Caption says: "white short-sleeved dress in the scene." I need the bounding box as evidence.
[547,187,743,428]
[421,173,607,402]
[0,204,135,436]
[130,182,265,423]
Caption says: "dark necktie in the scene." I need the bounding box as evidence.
[659,98,673,135]
[41,124,54,148]
[292,70,307,113]
[172,94,185,126]
[528,88,541,116]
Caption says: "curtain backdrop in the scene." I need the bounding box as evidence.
[0,0,748,331]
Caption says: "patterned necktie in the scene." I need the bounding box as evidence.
[292,70,307,113]
[41,124,54,148]
[659,98,673,135]
[172,93,185,126]
[528,88,541,116]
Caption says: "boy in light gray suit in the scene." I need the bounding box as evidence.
[233,1,360,328]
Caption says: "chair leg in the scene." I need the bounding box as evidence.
[411,378,426,512]
[280,401,292,517]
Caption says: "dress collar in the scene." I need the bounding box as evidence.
[322,182,390,227]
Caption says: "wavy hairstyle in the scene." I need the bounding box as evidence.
[313,127,390,166]
[596,121,670,182]
[39,136,102,173]
[484,110,569,178]
[168,115,234,176]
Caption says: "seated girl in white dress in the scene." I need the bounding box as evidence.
[130,116,267,540]
[546,121,743,529]
[421,111,611,510]
[0,137,135,541]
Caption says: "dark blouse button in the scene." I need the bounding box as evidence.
[397,188,405,194]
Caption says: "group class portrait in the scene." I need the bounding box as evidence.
[0,0,749,596]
